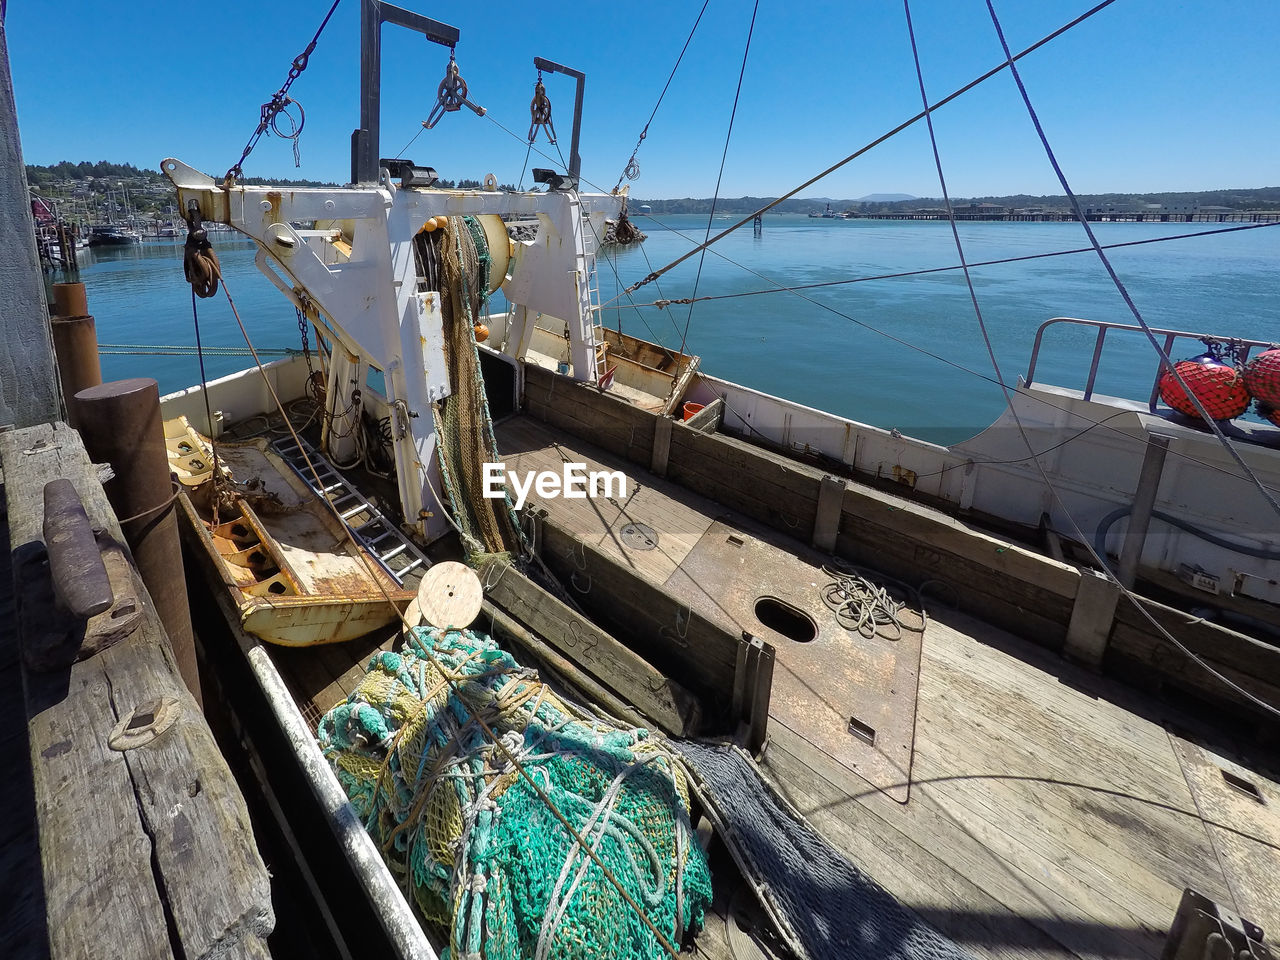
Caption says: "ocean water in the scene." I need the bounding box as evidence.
[53,215,1280,445]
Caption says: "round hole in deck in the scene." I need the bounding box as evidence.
[267,581,287,594]
[754,596,817,643]
[232,524,249,537]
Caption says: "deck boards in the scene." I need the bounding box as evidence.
[494,413,1280,960]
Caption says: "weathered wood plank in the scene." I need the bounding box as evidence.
[481,558,702,736]
[0,502,48,960]
[1168,733,1280,935]
[99,606,274,957]
[536,518,741,719]
[1,422,274,960]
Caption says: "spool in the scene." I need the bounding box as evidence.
[682,402,705,422]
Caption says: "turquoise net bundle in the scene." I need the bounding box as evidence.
[317,625,712,959]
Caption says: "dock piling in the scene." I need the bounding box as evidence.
[74,378,201,706]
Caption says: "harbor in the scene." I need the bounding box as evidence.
[3,2,1280,960]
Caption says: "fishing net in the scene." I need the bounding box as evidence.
[416,215,524,563]
[318,625,712,959]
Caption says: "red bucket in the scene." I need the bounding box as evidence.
[682,402,705,421]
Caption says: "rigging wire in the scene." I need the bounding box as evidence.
[622,0,1119,296]
[613,0,712,193]
[983,0,1280,525]
[903,0,1280,723]
[224,0,343,182]
[207,266,683,960]
[599,221,1280,310]
[679,0,761,361]
[480,70,1277,498]
[606,211,1280,495]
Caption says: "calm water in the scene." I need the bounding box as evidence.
[55,216,1280,444]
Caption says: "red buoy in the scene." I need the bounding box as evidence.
[1244,348,1280,407]
[1158,353,1249,421]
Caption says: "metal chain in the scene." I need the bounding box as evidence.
[224,0,343,183]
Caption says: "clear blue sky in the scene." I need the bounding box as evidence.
[7,0,1278,199]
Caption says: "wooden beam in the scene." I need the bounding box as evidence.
[480,558,702,736]
[536,517,750,731]
[0,20,59,429]
[811,474,846,553]
[650,414,672,478]
[1063,568,1120,669]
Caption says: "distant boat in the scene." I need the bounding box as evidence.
[88,224,141,246]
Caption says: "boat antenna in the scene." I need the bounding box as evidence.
[623,0,1118,295]
[223,0,344,185]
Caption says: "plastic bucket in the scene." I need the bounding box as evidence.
[682,402,705,421]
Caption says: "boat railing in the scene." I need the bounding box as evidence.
[1025,316,1277,413]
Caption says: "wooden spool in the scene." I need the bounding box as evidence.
[411,561,483,630]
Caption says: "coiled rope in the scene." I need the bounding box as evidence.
[820,561,927,641]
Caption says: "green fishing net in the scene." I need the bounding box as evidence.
[318,625,711,959]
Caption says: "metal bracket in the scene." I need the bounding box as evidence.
[733,634,775,755]
[1161,888,1272,960]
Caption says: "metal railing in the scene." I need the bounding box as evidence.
[1024,317,1276,413]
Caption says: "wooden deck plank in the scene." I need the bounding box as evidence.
[496,417,715,584]
[1168,732,1280,935]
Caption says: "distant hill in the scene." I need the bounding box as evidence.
[858,193,918,202]
[636,187,1280,216]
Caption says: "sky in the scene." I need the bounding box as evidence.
[6,0,1279,200]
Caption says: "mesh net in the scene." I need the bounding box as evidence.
[418,215,525,561]
[318,626,712,959]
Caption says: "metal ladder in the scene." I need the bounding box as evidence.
[580,216,609,377]
[270,434,428,586]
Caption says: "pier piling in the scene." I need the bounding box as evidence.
[74,378,200,706]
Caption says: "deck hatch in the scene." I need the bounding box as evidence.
[754,596,817,643]
[620,522,658,551]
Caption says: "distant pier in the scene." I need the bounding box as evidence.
[846,210,1280,223]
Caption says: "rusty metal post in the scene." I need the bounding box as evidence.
[50,315,102,429]
[74,378,202,706]
[52,281,88,317]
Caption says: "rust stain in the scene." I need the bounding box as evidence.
[892,464,917,488]
[265,190,283,224]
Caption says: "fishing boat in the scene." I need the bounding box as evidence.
[88,223,141,246]
[138,2,1280,959]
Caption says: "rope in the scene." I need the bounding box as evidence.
[678,0,760,362]
[900,0,1280,724]
[205,263,690,957]
[614,222,1280,311]
[981,0,1280,525]
[820,561,927,641]
[612,0,711,193]
[183,228,221,299]
[622,0,1119,296]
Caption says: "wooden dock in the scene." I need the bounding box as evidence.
[0,422,274,960]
